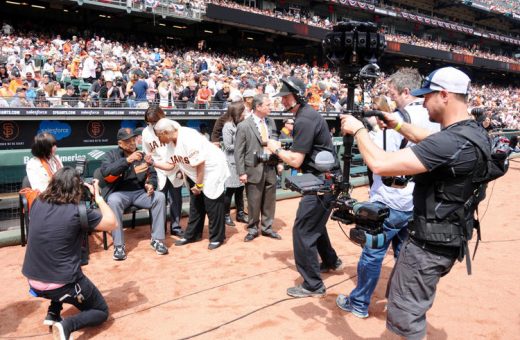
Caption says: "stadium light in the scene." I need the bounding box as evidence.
[6,1,22,5]
[159,23,166,26]
[247,37,254,40]
[204,30,213,34]
[173,25,186,29]
[31,4,45,9]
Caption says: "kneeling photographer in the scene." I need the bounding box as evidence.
[341,67,491,339]
[22,167,116,340]
[336,68,440,319]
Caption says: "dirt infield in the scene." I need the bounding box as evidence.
[1,161,520,340]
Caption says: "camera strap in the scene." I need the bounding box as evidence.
[78,201,90,266]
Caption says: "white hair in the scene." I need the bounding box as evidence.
[154,118,181,133]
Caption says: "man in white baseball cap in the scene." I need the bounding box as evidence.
[411,66,471,98]
[340,66,493,339]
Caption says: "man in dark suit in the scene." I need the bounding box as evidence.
[235,94,281,242]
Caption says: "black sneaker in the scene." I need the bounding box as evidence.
[43,311,62,326]
[319,258,343,273]
[52,322,72,340]
[150,240,169,255]
[287,285,326,298]
[113,245,127,261]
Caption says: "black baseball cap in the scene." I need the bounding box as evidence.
[117,128,137,141]
[274,77,306,97]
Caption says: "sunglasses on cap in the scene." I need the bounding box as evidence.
[420,77,445,91]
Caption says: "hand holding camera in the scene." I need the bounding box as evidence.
[126,151,143,163]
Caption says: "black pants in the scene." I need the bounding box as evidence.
[162,177,183,230]
[293,194,339,291]
[32,275,108,334]
[224,186,245,215]
[184,180,226,243]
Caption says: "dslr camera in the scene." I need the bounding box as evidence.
[253,141,293,167]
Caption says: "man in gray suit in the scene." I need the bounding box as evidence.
[235,94,281,242]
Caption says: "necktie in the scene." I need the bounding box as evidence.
[260,119,268,142]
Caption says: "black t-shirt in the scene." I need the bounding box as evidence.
[291,104,335,175]
[411,120,483,219]
[22,200,101,284]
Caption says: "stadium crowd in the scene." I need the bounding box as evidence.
[0,26,519,129]
[472,0,520,14]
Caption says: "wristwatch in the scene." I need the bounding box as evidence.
[195,183,204,189]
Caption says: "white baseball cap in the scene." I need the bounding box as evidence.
[411,67,471,97]
[242,89,256,98]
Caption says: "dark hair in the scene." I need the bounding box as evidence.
[31,132,57,159]
[39,167,84,204]
[222,101,245,125]
[144,105,166,123]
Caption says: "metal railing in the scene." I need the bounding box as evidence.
[70,0,206,21]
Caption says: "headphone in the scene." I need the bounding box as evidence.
[281,77,307,105]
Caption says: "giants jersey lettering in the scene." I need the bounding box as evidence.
[169,155,190,166]
[146,140,166,153]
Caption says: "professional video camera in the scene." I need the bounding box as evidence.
[285,20,389,249]
[253,141,293,167]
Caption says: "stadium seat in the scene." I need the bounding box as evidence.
[79,83,92,92]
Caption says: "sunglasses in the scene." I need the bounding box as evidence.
[421,78,445,90]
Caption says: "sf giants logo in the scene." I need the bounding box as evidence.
[87,121,105,138]
[0,121,19,141]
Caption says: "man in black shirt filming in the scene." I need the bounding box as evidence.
[266,76,342,298]
[340,67,491,339]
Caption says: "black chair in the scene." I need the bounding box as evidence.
[19,176,32,247]
[92,168,154,250]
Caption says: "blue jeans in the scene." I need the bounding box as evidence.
[348,202,412,315]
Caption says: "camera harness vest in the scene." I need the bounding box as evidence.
[410,120,492,275]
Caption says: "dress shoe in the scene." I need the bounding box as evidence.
[208,241,222,250]
[236,212,249,223]
[174,238,193,246]
[224,214,236,226]
[244,233,258,242]
[261,230,282,240]
[170,227,185,237]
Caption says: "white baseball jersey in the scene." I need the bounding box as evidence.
[163,127,230,199]
[142,125,184,190]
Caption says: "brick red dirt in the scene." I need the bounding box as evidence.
[1,161,520,339]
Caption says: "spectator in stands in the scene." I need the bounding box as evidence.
[10,87,33,108]
[213,82,230,109]
[157,80,170,108]
[0,78,14,98]
[99,79,124,107]
[34,90,51,108]
[242,88,255,118]
[26,132,63,191]
[179,81,197,108]
[280,118,294,139]
[100,128,168,261]
[133,73,149,108]
[196,80,212,109]
[61,85,78,107]
[22,167,116,340]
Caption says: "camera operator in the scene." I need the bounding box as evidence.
[266,77,341,298]
[99,78,124,107]
[22,167,116,340]
[336,68,440,318]
[340,67,490,339]
[235,94,281,242]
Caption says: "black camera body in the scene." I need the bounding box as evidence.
[253,141,293,167]
[381,175,410,189]
[331,197,388,248]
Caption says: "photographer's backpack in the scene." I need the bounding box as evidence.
[453,125,510,274]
